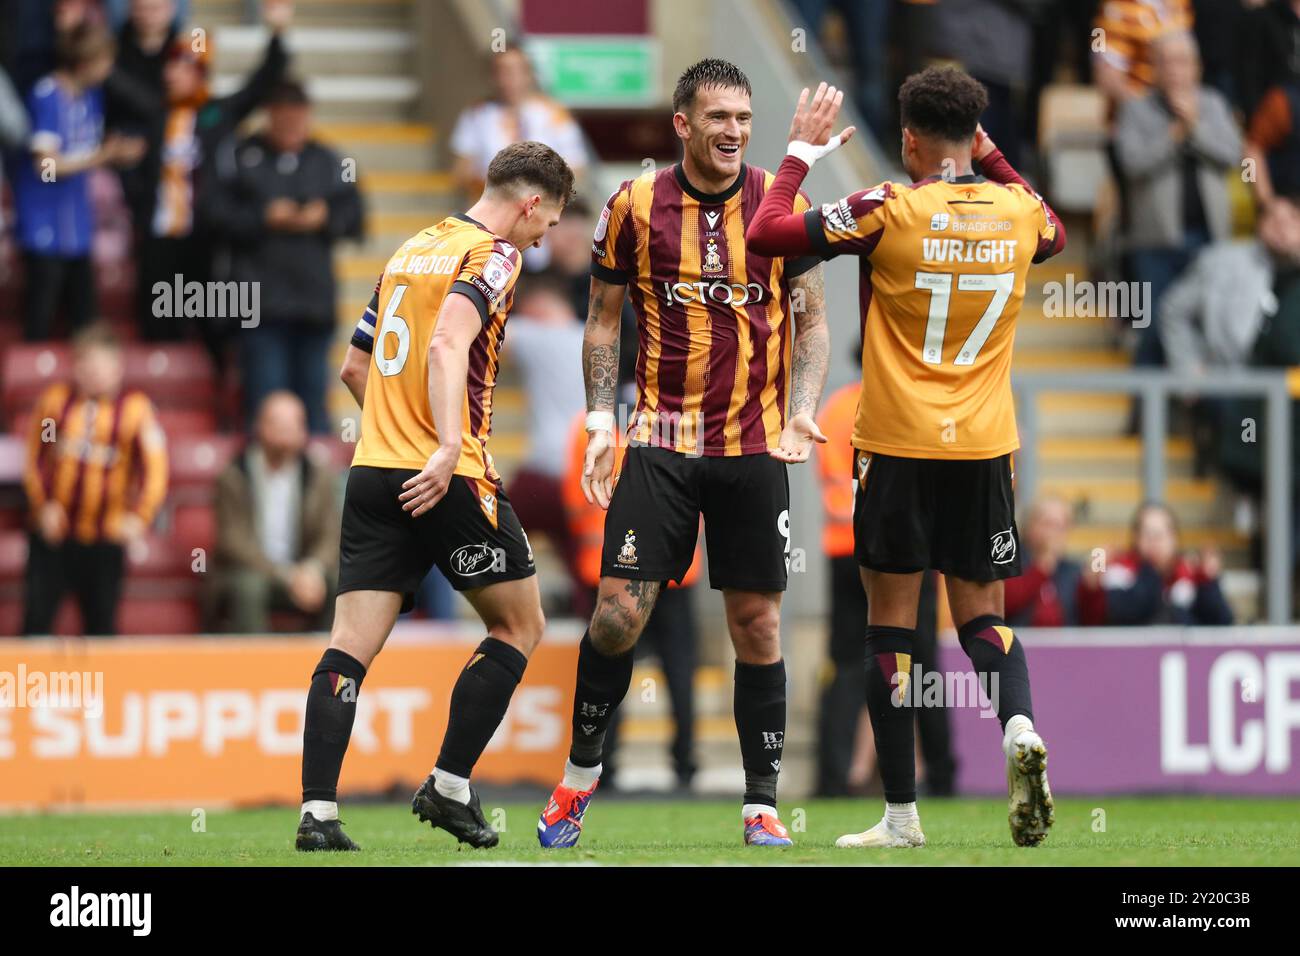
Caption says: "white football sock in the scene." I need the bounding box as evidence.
[562,759,601,792]
[1004,714,1036,753]
[742,803,777,821]
[885,801,919,828]
[301,800,337,822]
[433,768,471,805]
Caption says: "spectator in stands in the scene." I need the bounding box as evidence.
[1243,80,1300,208]
[1114,30,1240,368]
[537,196,593,316]
[136,0,290,350]
[924,0,1042,170]
[1236,0,1300,118]
[1079,502,1233,625]
[813,380,869,796]
[1214,205,1300,554]
[208,391,338,633]
[450,45,588,200]
[104,0,179,240]
[0,64,29,255]
[503,277,587,600]
[12,21,146,341]
[21,323,168,636]
[1190,0,1251,104]
[1159,197,1300,378]
[788,0,892,141]
[7,0,103,95]
[103,0,189,33]
[206,78,363,434]
[1092,0,1195,105]
[1005,494,1083,627]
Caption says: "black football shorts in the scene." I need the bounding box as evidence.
[601,445,791,591]
[852,449,1021,582]
[338,465,535,611]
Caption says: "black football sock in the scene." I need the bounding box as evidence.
[734,659,787,809]
[435,637,529,777]
[301,648,367,803]
[864,626,917,804]
[568,630,635,768]
[957,614,1034,729]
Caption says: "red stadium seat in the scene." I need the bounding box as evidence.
[0,529,27,582]
[123,344,215,407]
[117,596,201,635]
[157,407,217,440]
[2,344,217,419]
[168,434,242,489]
[0,435,25,484]
[1,344,71,415]
[167,435,242,510]
[123,533,195,578]
[172,504,217,554]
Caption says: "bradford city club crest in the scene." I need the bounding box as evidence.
[618,529,638,566]
[702,237,724,276]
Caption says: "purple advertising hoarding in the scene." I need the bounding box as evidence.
[937,627,1300,795]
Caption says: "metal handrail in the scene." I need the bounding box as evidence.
[1013,369,1294,624]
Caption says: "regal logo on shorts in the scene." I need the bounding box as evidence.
[617,529,638,567]
[451,543,501,577]
[990,528,1017,565]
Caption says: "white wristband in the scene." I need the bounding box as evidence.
[585,411,616,434]
[787,135,843,168]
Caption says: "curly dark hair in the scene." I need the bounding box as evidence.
[672,58,752,113]
[485,140,576,205]
[898,66,989,143]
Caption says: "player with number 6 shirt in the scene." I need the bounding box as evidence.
[294,141,575,853]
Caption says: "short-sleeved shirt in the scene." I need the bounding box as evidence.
[592,163,819,456]
[350,214,523,478]
[805,174,1062,460]
[13,75,103,256]
[449,95,589,182]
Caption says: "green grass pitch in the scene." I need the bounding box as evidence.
[2,797,1297,866]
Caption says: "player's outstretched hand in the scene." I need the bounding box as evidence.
[399,447,458,518]
[582,427,616,510]
[770,411,827,464]
[787,82,856,165]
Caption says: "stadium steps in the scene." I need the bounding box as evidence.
[1012,228,1256,616]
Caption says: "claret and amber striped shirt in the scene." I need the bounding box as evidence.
[24,383,169,543]
[592,163,819,456]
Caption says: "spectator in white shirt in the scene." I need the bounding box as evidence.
[450,45,588,203]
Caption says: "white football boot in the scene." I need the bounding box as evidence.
[1005,717,1055,847]
[835,811,926,848]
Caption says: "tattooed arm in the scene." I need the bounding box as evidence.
[581,276,628,508]
[771,263,829,463]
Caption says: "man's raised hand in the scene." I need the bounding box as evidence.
[787,82,856,166]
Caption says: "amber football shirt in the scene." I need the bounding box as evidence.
[351,214,522,478]
[805,174,1062,460]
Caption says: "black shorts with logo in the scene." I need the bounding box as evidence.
[338,465,535,612]
[601,445,791,592]
[852,449,1021,582]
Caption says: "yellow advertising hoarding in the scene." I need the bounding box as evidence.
[0,633,581,810]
